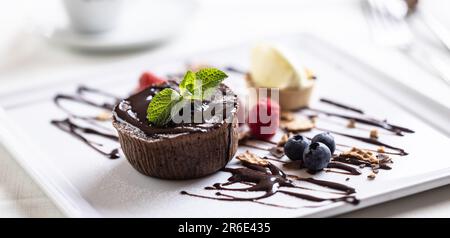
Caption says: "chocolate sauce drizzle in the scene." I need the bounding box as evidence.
[284,159,362,176]
[319,98,364,114]
[316,128,408,156]
[181,161,359,208]
[326,162,362,176]
[306,107,414,135]
[51,86,122,159]
[51,118,120,159]
[54,85,119,118]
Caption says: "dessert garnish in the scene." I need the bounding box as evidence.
[370,129,379,139]
[347,119,356,128]
[284,134,309,161]
[248,44,315,110]
[51,85,121,159]
[268,146,284,158]
[280,117,315,133]
[51,118,120,159]
[306,106,414,136]
[303,142,332,171]
[146,68,228,126]
[333,147,393,174]
[181,151,359,208]
[283,132,335,172]
[247,99,280,140]
[319,98,364,114]
[136,71,167,92]
[280,111,295,122]
[311,132,336,154]
[249,44,311,89]
[320,129,408,156]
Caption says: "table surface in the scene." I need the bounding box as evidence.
[0,0,449,218]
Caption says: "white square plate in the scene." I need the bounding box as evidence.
[0,34,449,217]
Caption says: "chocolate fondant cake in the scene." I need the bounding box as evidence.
[112,80,239,179]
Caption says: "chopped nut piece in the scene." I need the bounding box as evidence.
[347,119,356,128]
[340,147,379,164]
[280,118,314,133]
[283,160,303,170]
[370,129,379,139]
[377,146,385,153]
[310,116,318,124]
[238,131,251,143]
[96,111,112,121]
[367,172,376,180]
[269,146,284,158]
[280,111,295,122]
[277,133,292,147]
[236,150,269,166]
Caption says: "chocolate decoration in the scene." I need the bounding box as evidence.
[182,161,359,208]
[51,118,120,159]
[319,98,364,114]
[317,128,408,156]
[306,107,415,135]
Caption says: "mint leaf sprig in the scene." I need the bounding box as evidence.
[146,68,228,127]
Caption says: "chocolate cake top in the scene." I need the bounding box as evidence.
[113,80,237,139]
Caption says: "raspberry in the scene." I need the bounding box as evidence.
[247,99,280,140]
[137,71,166,92]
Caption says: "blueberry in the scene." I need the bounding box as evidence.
[284,134,310,161]
[311,132,335,154]
[303,142,331,171]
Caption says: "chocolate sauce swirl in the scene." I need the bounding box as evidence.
[51,118,120,159]
[317,128,408,156]
[182,161,359,208]
[307,107,414,135]
[319,98,364,114]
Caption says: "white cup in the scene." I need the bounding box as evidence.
[63,0,123,34]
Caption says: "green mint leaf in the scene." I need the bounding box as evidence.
[179,70,195,97]
[146,88,182,126]
[146,68,228,126]
[195,68,228,93]
[179,68,228,99]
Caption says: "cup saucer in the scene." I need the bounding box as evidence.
[49,0,196,52]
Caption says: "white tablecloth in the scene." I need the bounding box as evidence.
[0,0,449,217]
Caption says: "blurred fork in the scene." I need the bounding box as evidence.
[363,0,450,86]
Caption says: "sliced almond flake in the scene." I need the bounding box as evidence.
[347,119,356,128]
[370,129,379,139]
[280,111,295,122]
[96,111,112,121]
[339,147,379,164]
[277,133,292,147]
[367,172,377,180]
[236,150,269,166]
[238,131,251,143]
[269,146,284,158]
[280,117,314,132]
[283,160,303,170]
